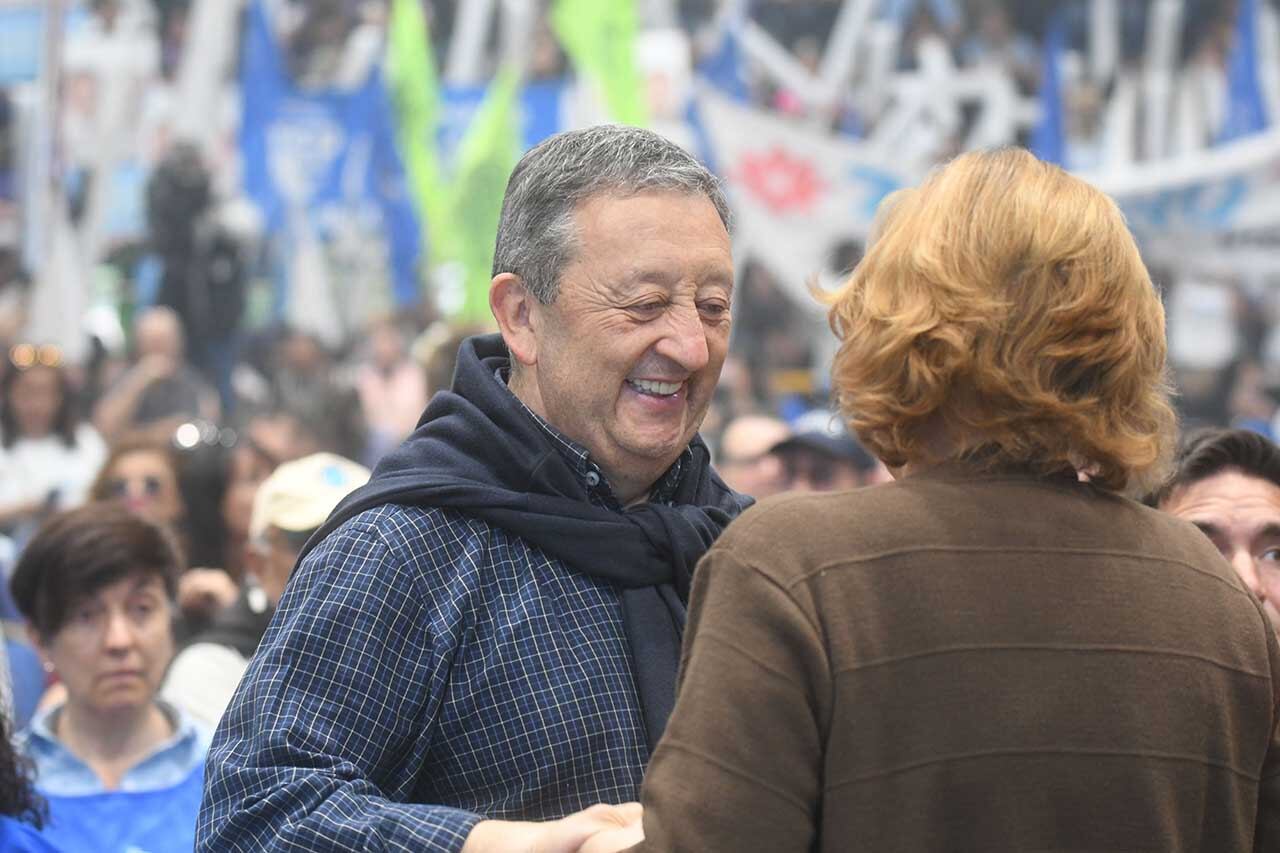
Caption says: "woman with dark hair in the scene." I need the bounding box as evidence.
[597,149,1280,851]
[0,347,105,536]
[10,503,207,852]
[0,711,58,851]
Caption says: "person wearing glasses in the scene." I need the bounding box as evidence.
[89,434,186,530]
[0,346,106,539]
[89,432,238,639]
[767,410,889,492]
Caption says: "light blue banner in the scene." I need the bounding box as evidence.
[239,0,421,306]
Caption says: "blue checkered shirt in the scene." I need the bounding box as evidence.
[197,379,687,852]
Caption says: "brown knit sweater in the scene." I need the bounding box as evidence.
[633,469,1280,852]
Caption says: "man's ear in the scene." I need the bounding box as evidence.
[489,272,539,369]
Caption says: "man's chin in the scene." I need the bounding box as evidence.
[617,428,695,461]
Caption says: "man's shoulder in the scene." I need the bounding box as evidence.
[319,502,493,547]
[303,503,516,587]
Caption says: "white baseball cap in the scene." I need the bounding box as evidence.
[249,452,370,541]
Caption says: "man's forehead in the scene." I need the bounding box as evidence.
[1164,468,1280,528]
[612,262,734,291]
[572,191,729,242]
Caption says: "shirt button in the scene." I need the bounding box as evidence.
[585,471,600,488]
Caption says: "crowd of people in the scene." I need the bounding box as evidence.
[0,120,1275,851]
[2,0,1272,436]
[0,1,1278,851]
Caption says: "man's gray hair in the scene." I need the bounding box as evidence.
[491,124,732,305]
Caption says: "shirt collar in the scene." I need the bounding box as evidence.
[494,368,689,508]
[25,700,208,796]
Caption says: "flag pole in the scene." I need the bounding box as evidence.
[28,0,67,280]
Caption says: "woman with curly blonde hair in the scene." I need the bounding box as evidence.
[600,149,1280,853]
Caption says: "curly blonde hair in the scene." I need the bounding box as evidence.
[827,148,1176,496]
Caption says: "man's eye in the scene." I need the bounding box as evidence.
[698,301,729,318]
[631,301,664,315]
[1260,547,1280,563]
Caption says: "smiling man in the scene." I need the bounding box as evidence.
[1153,428,1280,632]
[198,125,751,852]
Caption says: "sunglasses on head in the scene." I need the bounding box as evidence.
[9,344,62,370]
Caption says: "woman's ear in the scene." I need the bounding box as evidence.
[32,632,54,672]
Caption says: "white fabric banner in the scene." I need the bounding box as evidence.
[697,90,1280,309]
[698,91,912,312]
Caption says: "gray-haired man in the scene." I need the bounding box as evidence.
[198,125,750,852]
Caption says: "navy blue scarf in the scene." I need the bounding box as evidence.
[302,333,751,752]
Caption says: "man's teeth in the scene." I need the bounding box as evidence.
[629,379,682,396]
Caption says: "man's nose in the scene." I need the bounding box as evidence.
[655,304,710,372]
[1231,550,1266,600]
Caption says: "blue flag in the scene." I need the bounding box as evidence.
[688,3,754,173]
[240,0,421,306]
[1030,11,1067,165]
[698,2,751,102]
[1218,0,1268,142]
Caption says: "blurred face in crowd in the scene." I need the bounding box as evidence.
[774,447,864,493]
[251,526,304,607]
[224,446,279,541]
[280,333,327,377]
[134,309,184,362]
[102,450,184,526]
[39,573,174,717]
[1161,467,1280,629]
[370,323,405,371]
[8,365,62,439]
[222,416,315,540]
[512,192,733,503]
[717,416,791,498]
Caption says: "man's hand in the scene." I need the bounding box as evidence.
[462,803,643,853]
[577,804,644,853]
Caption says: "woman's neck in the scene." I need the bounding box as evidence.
[55,701,175,791]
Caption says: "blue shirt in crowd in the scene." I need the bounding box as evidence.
[0,816,63,853]
[21,701,209,853]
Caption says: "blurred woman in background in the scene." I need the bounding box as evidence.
[0,346,105,539]
[10,504,206,853]
[89,434,185,530]
[90,432,237,638]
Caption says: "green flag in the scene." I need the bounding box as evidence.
[447,66,522,323]
[551,0,648,126]
[386,0,451,262]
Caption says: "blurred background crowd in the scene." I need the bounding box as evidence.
[0,0,1277,845]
